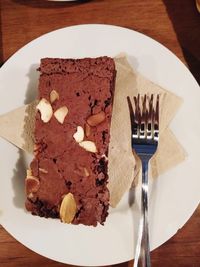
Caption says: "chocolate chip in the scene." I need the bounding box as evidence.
[104,97,111,108]
[102,130,108,144]
[65,181,72,189]
[97,158,107,173]
[96,178,106,186]
[47,208,59,218]
[75,206,83,218]
[34,199,59,218]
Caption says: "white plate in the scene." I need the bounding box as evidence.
[0,24,199,266]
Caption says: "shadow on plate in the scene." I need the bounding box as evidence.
[12,64,39,210]
[12,0,92,9]
[24,64,39,104]
[12,149,27,211]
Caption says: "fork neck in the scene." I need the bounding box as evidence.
[141,158,150,188]
[141,156,150,166]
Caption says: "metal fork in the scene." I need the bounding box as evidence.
[127,94,159,267]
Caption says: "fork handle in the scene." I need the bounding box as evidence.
[134,159,151,267]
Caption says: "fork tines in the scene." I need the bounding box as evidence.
[128,94,159,142]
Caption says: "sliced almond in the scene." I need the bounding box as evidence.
[39,168,48,174]
[60,193,77,224]
[79,141,97,153]
[87,111,106,127]
[26,169,32,177]
[54,106,68,124]
[73,126,84,143]
[83,167,90,177]
[85,123,91,137]
[25,176,40,194]
[74,166,90,177]
[50,90,59,103]
[36,98,53,123]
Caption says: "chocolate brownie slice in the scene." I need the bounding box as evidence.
[25,57,116,226]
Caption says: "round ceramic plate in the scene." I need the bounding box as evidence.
[0,24,199,266]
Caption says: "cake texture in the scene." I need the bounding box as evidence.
[25,57,116,226]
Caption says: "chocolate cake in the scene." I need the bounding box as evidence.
[25,57,116,226]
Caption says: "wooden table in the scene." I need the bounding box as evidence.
[1,0,200,266]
